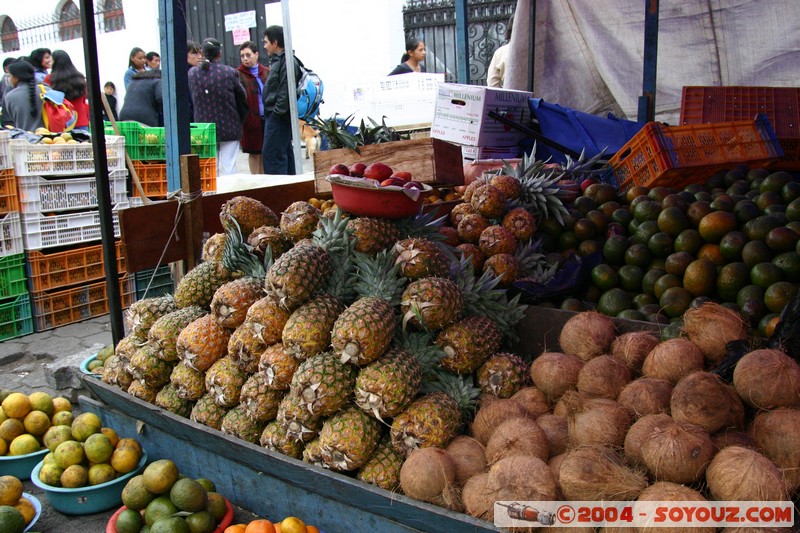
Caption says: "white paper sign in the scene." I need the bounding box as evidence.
[232,28,251,45]
[224,10,256,31]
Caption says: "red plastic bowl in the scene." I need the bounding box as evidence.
[328,177,432,219]
[105,497,233,533]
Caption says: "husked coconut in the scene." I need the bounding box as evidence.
[750,408,800,494]
[633,482,714,533]
[576,355,631,399]
[537,414,568,456]
[445,436,486,486]
[485,417,549,464]
[509,386,550,418]
[640,420,715,484]
[732,349,800,409]
[561,390,631,448]
[559,311,616,361]
[624,413,673,466]
[399,447,460,510]
[486,455,558,503]
[711,429,757,452]
[683,303,748,364]
[671,371,742,433]
[706,446,787,502]
[558,445,647,501]
[548,452,566,484]
[462,472,493,521]
[611,331,659,374]
[642,338,704,385]
[617,377,672,419]
[470,399,528,445]
[529,352,584,400]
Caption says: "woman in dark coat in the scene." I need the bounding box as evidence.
[119,70,163,126]
[236,41,268,174]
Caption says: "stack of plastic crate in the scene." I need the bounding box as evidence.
[11,135,135,331]
[105,122,218,198]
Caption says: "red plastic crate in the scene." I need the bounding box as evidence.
[31,275,134,331]
[609,115,783,192]
[131,158,216,198]
[680,86,800,170]
[0,169,19,215]
[26,241,127,292]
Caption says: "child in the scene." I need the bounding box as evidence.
[102,81,118,121]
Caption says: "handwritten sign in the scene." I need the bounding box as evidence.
[232,28,251,45]
[224,10,256,31]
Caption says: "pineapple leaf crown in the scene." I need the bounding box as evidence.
[392,210,449,241]
[561,147,611,181]
[352,249,407,305]
[514,238,550,278]
[392,330,445,378]
[221,217,267,279]
[424,370,480,416]
[313,209,358,303]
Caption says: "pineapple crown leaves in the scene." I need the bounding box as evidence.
[308,113,361,152]
[392,210,449,241]
[514,238,549,278]
[392,330,445,378]
[351,249,407,305]
[561,147,611,179]
[424,370,480,416]
[356,116,407,145]
[221,217,267,279]
[313,210,358,303]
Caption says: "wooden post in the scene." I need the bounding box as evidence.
[181,154,203,271]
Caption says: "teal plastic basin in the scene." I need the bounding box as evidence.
[22,492,42,533]
[30,450,147,515]
[0,448,49,480]
[79,353,101,377]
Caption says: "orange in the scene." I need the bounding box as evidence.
[245,520,276,533]
[225,525,247,533]
[306,527,320,533]
[280,517,307,533]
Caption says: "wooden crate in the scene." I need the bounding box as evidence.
[313,137,464,194]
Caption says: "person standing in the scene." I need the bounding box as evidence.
[102,81,119,122]
[261,25,303,175]
[119,70,163,126]
[0,58,15,104]
[1,60,44,132]
[189,38,247,177]
[236,41,268,174]
[388,38,426,76]
[487,15,514,88]
[124,47,146,89]
[145,52,161,70]
[186,41,203,121]
[29,48,52,84]
[44,50,90,131]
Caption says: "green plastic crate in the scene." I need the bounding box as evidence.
[105,122,216,160]
[0,293,33,341]
[190,123,216,158]
[0,253,27,300]
[134,265,174,300]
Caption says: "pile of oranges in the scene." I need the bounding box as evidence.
[225,516,321,533]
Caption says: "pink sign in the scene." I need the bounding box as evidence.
[232,28,250,45]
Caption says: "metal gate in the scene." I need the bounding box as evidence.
[184,0,268,68]
[403,0,516,85]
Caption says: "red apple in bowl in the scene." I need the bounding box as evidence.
[390,171,413,182]
[349,162,367,177]
[364,163,394,181]
[380,177,407,187]
[329,163,350,176]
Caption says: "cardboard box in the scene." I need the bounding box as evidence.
[312,137,464,194]
[431,83,533,147]
[461,144,521,163]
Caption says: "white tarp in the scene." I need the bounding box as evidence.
[505,0,800,124]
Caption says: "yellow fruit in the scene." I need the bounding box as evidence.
[61,464,88,488]
[52,397,72,414]
[0,437,6,455]
[38,462,64,487]
[110,446,141,474]
[88,463,117,485]
[8,434,39,456]
[28,392,54,416]
[60,133,73,141]
[42,451,55,465]
[0,418,24,443]
[23,410,51,437]
[100,427,120,448]
[1,393,32,419]
[51,410,73,427]
[52,137,66,144]
[71,412,101,441]
[116,438,143,454]
[0,475,23,505]
[142,459,179,494]
[84,433,114,464]
[54,440,85,469]
[40,137,54,145]
[0,406,6,424]
[43,424,73,452]
[14,496,36,525]
[280,517,307,533]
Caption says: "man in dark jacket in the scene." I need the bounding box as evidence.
[119,69,163,126]
[261,25,302,175]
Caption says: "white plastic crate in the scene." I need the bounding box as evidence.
[11,136,126,177]
[17,169,129,214]
[21,204,124,250]
[0,212,23,258]
[0,130,11,170]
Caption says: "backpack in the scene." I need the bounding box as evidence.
[37,84,77,133]
[295,57,324,121]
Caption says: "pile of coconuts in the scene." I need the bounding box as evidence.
[399,303,800,530]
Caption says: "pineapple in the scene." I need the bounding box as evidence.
[245,295,293,346]
[470,184,506,219]
[489,174,522,200]
[457,214,491,244]
[456,243,485,272]
[260,420,304,459]
[290,352,357,417]
[211,277,265,329]
[127,379,158,403]
[478,225,517,257]
[247,225,290,259]
[502,207,536,241]
[220,404,265,444]
[400,277,463,331]
[219,195,279,236]
[169,361,206,401]
[128,342,174,388]
[176,315,231,372]
[503,151,575,225]
[276,392,324,443]
[302,438,326,467]
[174,261,232,309]
[240,373,285,423]
[281,293,344,360]
[101,355,134,391]
[482,253,519,286]
[394,238,450,280]
[115,333,145,362]
[190,393,231,430]
[356,437,404,492]
[202,233,226,263]
[154,384,193,418]
[259,343,300,390]
[318,406,382,471]
[148,306,207,362]
[127,295,177,338]
[436,316,502,374]
[280,201,320,242]
[227,321,265,374]
[265,244,333,309]
[346,217,400,255]
[205,356,248,408]
[477,352,529,399]
[449,202,477,227]
[354,348,423,420]
[462,178,488,203]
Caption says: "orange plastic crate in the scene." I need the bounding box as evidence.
[131,158,217,197]
[31,275,134,331]
[26,241,127,292]
[608,115,783,192]
[0,168,19,215]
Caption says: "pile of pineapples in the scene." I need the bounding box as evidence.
[100,154,588,498]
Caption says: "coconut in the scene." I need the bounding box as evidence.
[624,413,673,466]
[640,420,715,483]
[529,352,584,400]
[548,452,566,483]
[561,390,631,448]
[399,447,460,509]
[633,482,713,533]
[444,435,487,486]
[577,355,631,399]
[683,303,748,364]
[558,445,648,501]
[509,386,550,419]
[462,472,493,521]
[485,455,558,503]
[723,381,746,429]
[750,408,800,493]
[537,414,568,456]
[559,311,616,361]
[611,331,660,374]
[470,399,528,445]
[485,417,549,465]
[477,392,500,410]
[670,371,742,433]
[641,338,704,385]
[733,349,800,409]
[617,377,672,419]
[706,446,788,501]
[711,429,757,452]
